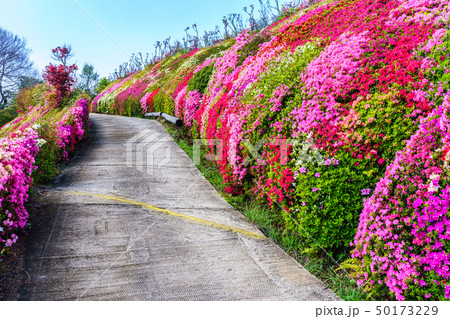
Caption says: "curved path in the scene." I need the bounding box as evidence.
[19,113,338,301]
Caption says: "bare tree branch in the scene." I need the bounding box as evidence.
[0,26,35,106]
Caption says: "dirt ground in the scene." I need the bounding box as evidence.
[0,187,47,301]
[0,240,26,300]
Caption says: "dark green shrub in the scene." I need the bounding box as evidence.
[32,122,60,184]
[96,78,111,94]
[0,105,18,127]
[153,91,175,114]
[187,64,214,94]
[33,142,59,184]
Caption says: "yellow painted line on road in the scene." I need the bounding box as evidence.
[65,191,267,240]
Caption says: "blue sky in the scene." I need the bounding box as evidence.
[0,0,288,78]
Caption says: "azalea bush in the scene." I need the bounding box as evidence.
[0,83,90,254]
[353,96,450,301]
[0,128,38,252]
[92,0,450,300]
[352,27,450,301]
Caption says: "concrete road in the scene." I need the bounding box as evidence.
[19,113,338,301]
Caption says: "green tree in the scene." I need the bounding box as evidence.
[18,75,42,90]
[95,77,111,95]
[78,63,99,97]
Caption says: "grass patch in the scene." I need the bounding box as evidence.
[161,119,369,301]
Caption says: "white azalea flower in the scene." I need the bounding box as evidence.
[37,139,47,147]
[428,182,440,193]
[430,173,440,180]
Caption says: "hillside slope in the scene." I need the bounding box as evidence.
[92,0,450,300]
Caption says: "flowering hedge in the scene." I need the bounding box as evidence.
[352,96,450,301]
[0,84,90,253]
[352,26,450,301]
[92,0,450,300]
[0,129,38,250]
